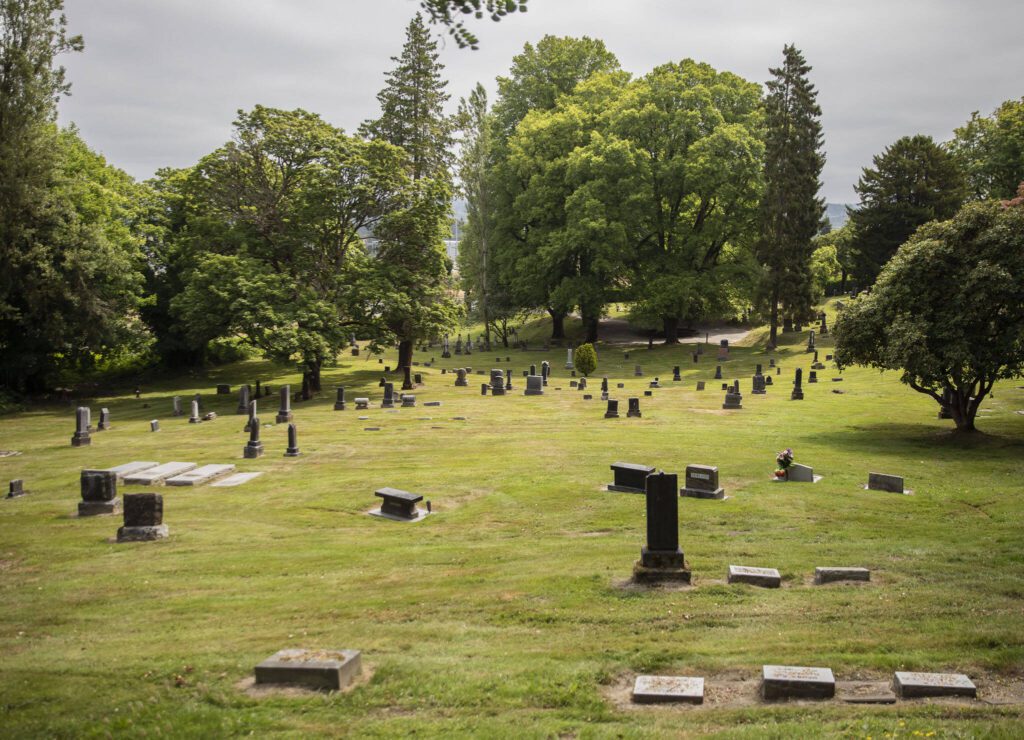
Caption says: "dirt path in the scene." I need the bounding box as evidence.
[597,317,755,346]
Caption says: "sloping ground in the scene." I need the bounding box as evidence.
[597,317,755,347]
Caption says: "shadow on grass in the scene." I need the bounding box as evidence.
[808,423,1024,457]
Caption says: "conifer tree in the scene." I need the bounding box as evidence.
[756,44,826,348]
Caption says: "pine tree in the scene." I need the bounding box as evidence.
[756,44,826,348]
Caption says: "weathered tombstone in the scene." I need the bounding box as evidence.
[454,368,468,387]
[7,479,25,498]
[791,368,804,400]
[604,399,619,418]
[634,364,643,377]
[85,406,92,431]
[577,377,586,390]
[71,407,91,447]
[79,470,120,516]
[284,423,300,457]
[150,419,160,432]
[480,383,489,396]
[600,377,609,393]
[401,394,416,407]
[769,358,776,368]
[866,472,907,493]
[814,567,870,585]
[97,407,111,431]
[116,493,168,542]
[237,385,250,415]
[631,675,704,705]
[633,472,690,583]
[244,399,258,432]
[811,350,824,369]
[672,366,681,382]
[173,396,183,417]
[381,383,395,409]
[255,380,262,398]
[490,369,506,396]
[124,462,196,485]
[892,672,976,699]
[680,465,724,499]
[529,364,537,376]
[714,365,722,380]
[608,462,655,493]
[441,335,451,358]
[752,364,766,395]
[565,348,574,369]
[276,386,293,423]
[371,487,427,521]
[761,665,835,700]
[216,384,230,395]
[244,416,264,458]
[649,378,660,388]
[786,462,815,482]
[402,366,413,391]
[189,399,201,424]
[254,649,362,691]
[355,398,369,410]
[727,565,781,588]
[808,370,818,383]
[806,329,816,353]
[717,339,729,361]
[820,313,829,335]
[783,317,793,333]
[165,464,236,486]
[504,370,513,390]
[627,397,642,418]
[722,383,743,410]
[541,361,550,386]
[333,386,346,411]
[455,336,463,355]
[695,381,705,391]
[414,373,423,386]
[524,375,544,396]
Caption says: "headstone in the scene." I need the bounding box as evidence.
[371,487,427,522]
[608,462,655,494]
[892,672,976,699]
[530,364,537,376]
[604,399,619,418]
[601,377,609,393]
[414,373,422,386]
[524,375,544,396]
[244,399,258,432]
[424,401,441,407]
[783,317,793,333]
[71,407,91,447]
[680,465,724,499]
[275,386,293,423]
[807,330,816,353]
[173,396,183,417]
[165,464,236,486]
[237,385,250,415]
[334,386,346,411]
[490,369,505,396]
[695,381,705,391]
[96,407,111,431]
[649,378,660,388]
[761,665,835,700]
[116,493,168,542]
[867,472,907,493]
[631,676,703,705]
[7,479,25,498]
[722,383,743,410]
[752,365,766,395]
[633,472,690,583]
[255,380,262,397]
[216,384,230,395]
[565,348,573,369]
[541,361,550,386]
[401,394,416,408]
[577,377,587,390]
[634,364,643,377]
[455,336,463,355]
[808,370,818,383]
[254,649,362,691]
[769,358,775,368]
[672,366,681,382]
[791,368,804,400]
[381,382,395,408]
[820,313,828,335]
[150,420,160,432]
[504,369,513,390]
[714,365,722,380]
[814,567,870,585]
[124,462,197,485]
[454,369,468,387]
[244,416,264,458]
[355,397,369,410]
[727,565,781,588]
[441,335,451,359]
[79,470,120,516]
[627,397,642,418]
[284,423,300,457]
[786,462,815,482]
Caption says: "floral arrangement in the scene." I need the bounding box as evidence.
[774,448,793,478]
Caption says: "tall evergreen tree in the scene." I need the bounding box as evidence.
[756,44,826,348]
[360,13,458,368]
[848,135,966,286]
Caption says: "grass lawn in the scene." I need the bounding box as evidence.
[2,301,1023,737]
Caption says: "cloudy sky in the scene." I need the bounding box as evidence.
[60,0,1023,203]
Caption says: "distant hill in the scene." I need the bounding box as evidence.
[826,203,851,230]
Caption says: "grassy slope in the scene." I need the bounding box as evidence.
[1,300,1023,737]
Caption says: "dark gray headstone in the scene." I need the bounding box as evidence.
[284,423,300,457]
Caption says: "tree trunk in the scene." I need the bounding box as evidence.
[662,316,680,344]
[768,284,780,348]
[839,267,848,294]
[397,338,413,370]
[582,313,599,343]
[549,309,565,340]
[304,358,322,394]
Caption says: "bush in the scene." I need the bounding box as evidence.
[575,343,598,376]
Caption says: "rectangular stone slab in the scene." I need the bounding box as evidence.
[254,649,361,691]
[632,675,704,704]
[165,464,236,486]
[210,472,264,487]
[105,461,159,481]
[868,472,905,493]
[728,565,781,588]
[124,462,197,485]
[762,665,836,700]
[786,463,815,482]
[893,671,976,698]
[815,567,870,585]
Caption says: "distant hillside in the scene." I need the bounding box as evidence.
[826,203,850,229]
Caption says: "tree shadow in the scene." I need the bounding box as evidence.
[807,422,1024,459]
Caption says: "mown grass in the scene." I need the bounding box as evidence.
[1,300,1023,737]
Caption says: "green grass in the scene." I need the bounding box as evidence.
[1,300,1023,737]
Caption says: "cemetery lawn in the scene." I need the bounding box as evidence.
[2,303,1023,737]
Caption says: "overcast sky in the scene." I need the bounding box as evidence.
[59,0,1023,203]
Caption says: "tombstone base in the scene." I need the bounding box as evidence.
[333,402,346,411]
[607,484,645,494]
[626,410,642,418]
[633,547,691,584]
[275,412,294,424]
[680,487,725,500]
[790,391,804,400]
[284,448,301,458]
[368,508,430,523]
[244,443,264,459]
[722,402,743,410]
[524,389,544,396]
[71,434,91,447]
[255,649,362,692]
[78,498,121,517]
[189,416,202,424]
[116,524,168,542]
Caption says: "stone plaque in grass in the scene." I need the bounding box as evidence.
[680,464,725,500]
[866,472,910,494]
[631,675,704,704]
[814,567,870,584]
[254,649,362,691]
[608,462,654,493]
[761,665,835,700]
[727,565,780,588]
[893,671,976,699]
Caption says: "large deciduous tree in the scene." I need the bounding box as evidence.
[948,97,1024,201]
[360,13,459,367]
[833,198,1024,432]
[756,44,826,347]
[847,135,966,287]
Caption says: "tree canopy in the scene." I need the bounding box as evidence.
[948,97,1024,201]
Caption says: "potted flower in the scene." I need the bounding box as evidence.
[775,448,794,480]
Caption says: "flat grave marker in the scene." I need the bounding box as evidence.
[254,649,362,692]
[814,567,870,585]
[893,671,976,699]
[761,665,836,700]
[165,464,236,487]
[211,472,264,487]
[124,462,197,485]
[105,461,159,482]
[728,565,781,588]
[631,675,704,705]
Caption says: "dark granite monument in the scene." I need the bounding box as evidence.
[117,492,168,542]
[633,471,690,583]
